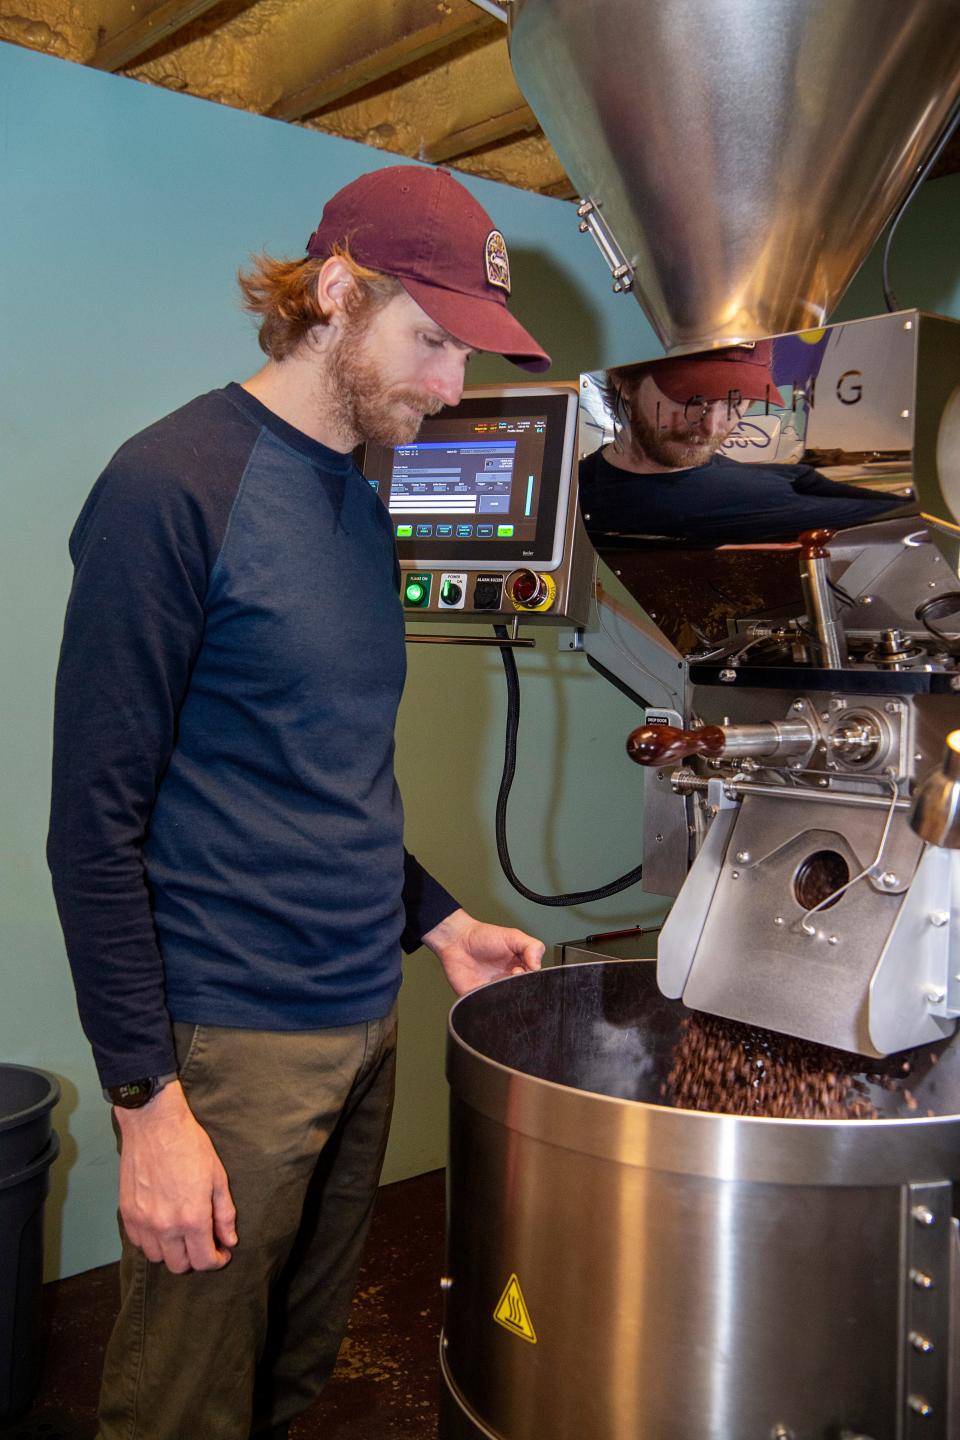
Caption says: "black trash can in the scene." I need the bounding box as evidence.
[0,1064,61,1422]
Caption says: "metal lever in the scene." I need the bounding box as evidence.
[626,719,815,767]
[799,528,847,669]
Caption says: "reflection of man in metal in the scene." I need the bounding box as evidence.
[579,342,909,543]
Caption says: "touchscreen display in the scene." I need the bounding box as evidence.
[361,390,576,566]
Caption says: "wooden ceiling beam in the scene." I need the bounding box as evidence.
[422,102,540,164]
[90,0,226,72]
[269,1,492,122]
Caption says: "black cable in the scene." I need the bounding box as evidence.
[882,96,960,312]
[492,624,644,906]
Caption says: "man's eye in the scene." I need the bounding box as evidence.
[420,334,445,349]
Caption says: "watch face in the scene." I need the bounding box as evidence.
[110,1078,154,1108]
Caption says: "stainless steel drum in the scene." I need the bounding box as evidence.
[441,961,960,1440]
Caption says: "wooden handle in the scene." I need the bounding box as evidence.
[626,723,726,766]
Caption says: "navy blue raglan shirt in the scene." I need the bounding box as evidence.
[578,448,912,543]
[47,384,458,1087]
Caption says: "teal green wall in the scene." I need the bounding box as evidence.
[3,37,959,1279]
[0,41,658,1280]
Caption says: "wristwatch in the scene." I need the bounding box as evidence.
[103,1072,178,1109]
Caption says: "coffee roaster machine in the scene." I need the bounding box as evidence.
[369,2,960,1435]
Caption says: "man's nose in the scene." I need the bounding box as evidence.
[700,401,734,436]
[430,352,468,408]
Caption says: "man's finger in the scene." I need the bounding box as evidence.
[183,1220,232,1271]
[212,1172,238,1249]
[159,1236,193,1275]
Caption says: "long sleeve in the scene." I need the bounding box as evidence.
[47,422,238,1085]
[400,849,459,952]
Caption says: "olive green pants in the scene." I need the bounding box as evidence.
[97,1010,398,1440]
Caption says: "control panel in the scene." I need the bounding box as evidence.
[362,384,594,626]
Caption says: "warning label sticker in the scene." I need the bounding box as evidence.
[493,1273,537,1344]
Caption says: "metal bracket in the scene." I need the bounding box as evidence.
[576,197,635,294]
[657,778,739,997]
[901,1181,954,1436]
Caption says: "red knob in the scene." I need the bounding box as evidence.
[626,723,726,766]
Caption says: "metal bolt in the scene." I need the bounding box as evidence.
[885,702,899,714]
[909,1331,935,1354]
[925,988,945,1006]
[881,872,899,887]
[859,594,875,605]
[819,778,829,787]
[791,700,805,712]
[440,1276,454,1291]
[655,833,664,843]
[773,916,785,927]
[910,1268,935,1290]
[719,668,737,683]
[908,1395,933,1417]
[828,935,839,946]
[731,870,740,880]
[929,911,949,928]
[830,697,844,710]
[735,850,751,863]
[912,1205,936,1227]
[951,675,960,692]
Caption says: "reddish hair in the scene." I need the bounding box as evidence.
[237,244,403,361]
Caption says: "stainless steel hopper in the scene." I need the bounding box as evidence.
[509,0,960,353]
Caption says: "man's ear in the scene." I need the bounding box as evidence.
[315,256,357,326]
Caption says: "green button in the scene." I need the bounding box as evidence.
[397,524,413,537]
[497,524,514,537]
[405,581,425,604]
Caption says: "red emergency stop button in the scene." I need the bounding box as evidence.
[507,570,556,612]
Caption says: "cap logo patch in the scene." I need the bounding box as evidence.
[485,230,511,294]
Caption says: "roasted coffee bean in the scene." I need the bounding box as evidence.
[666,1013,880,1120]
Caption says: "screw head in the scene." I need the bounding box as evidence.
[735,850,751,863]
[828,935,839,946]
[912,1204,936,1227]
[908,1395,933,1417]
[719,668,737,683]
[773,916,785,927]
[881,872,899,887]
[440,1276,454,1291]
[930,911,949,928]
[909,1331,935,1353]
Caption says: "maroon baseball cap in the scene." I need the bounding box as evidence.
[651,340,784,407]
[305,165,551,373]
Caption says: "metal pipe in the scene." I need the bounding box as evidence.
[672,771,910,811]
[799,529,847,669]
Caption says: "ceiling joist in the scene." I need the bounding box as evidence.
[270,0,494,121]
[91,0,227,71]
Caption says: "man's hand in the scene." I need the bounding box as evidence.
[115,1081,237,1274]
[422,907,544,996]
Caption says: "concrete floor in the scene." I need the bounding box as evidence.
[1,1170,445,1440]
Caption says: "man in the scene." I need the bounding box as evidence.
[46,164,549,1440]
[579,342,910,544]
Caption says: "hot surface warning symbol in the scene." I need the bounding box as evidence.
[493,1273,537,1343]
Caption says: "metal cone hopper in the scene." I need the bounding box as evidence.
[509,0,960,353]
